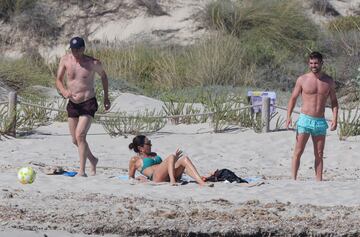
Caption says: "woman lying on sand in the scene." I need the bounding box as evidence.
[128,135,206,185]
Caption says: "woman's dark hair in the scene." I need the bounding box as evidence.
[128,135,146,153]
[309,51,323,62]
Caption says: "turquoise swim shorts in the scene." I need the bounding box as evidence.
[296,113,328,136]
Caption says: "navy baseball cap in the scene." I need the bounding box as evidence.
[69,37,85,49]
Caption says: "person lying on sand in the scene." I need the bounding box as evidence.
[128,135,206,186]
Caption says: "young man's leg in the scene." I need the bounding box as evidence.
[311,135,326,181]
[292,133,310,180]
[68,117,98,176]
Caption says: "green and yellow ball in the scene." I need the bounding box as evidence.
[17,167,36,184]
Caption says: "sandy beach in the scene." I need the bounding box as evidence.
[0,93,360,236]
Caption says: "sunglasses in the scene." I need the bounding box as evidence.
[144,140,152,146]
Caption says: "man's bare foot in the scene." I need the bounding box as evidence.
[89,157,98,176]
[77,172,88,177]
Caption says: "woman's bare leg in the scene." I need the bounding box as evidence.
[174,156,205,185]
[152,155,176,184]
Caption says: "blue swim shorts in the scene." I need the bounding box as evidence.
[296,113,328,136]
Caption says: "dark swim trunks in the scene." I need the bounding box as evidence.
[66,97,98,118]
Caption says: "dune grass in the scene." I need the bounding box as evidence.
[327,16,360,32]
[86,33,248,92]
[0,57,53,92]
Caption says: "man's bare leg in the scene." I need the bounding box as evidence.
[292,133,310,180]
[312,135,326,181]
[68,117,98,176]
[73,115,97,176]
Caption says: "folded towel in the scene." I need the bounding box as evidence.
[63,171,78,177]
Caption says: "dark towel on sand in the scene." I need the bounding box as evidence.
[204,169,248,183]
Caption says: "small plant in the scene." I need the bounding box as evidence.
[162,99,186,125]
[238,108,262,133]
[201,92,236,132]
[181,105,205,124]
[338,106,360,140]
[52,98,68,122]
[272,112,286,131]
[17,95,53,132]
[0,103,11,138]
[99,110,166,137]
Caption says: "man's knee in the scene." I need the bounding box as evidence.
[75,132,87,143]
[72,138,78,146]
[294,148,305,158]
[314,150,324,159]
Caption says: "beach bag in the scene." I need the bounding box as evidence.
[204,169,248,183]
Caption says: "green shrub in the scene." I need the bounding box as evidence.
[13,4,60,40]
[338,106,360,140]
[0,0,37,21]
[0,103,11,137]
[99,110,166,136]
[317,31,360,88]
[203,0,318,90]
[204,0,317,54]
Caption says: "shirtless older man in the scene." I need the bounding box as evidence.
[286,51,338,181]
[55,36,110,176]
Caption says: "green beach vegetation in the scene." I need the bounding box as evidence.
[1,0,360,137]
[0,0,37,21]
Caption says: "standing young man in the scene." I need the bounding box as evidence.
[56,36,111,176]
[286,51,338,181]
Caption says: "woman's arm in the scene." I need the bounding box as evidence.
[128,156,138,179]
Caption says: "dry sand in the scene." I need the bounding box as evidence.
[1,93,360,236]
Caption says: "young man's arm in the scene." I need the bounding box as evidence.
[55,57,71,98]
[329,80,339,131]
[94,60,110,111]
[286,77,302,128]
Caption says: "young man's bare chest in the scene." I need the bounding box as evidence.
[302,77,331,96]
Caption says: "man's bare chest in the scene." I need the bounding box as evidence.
[66,62,94,80]
[302,80,330,95]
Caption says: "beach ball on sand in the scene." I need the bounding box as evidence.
[17,167,36,184]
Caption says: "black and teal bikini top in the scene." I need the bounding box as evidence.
[141,155,162,174]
